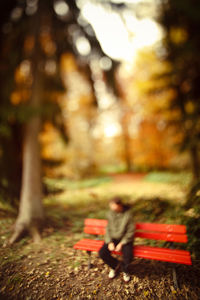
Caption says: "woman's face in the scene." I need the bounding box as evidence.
[109,202,122,212]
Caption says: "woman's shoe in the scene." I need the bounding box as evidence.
[108,268,116,279]
[123,272,130,282]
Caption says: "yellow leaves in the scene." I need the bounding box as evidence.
[10,92,21,105]
[15,66,26,84]
[0,286,6,293]
[60,243,65,250]
[170,285,177,295]
[165,88,177,102]
[61,53,77,73]
[45,271,50,277]
[143,290,149,297]
[169,27,188,45]
[40,122,65,160]
[79,95,93,107]
[10,60,32,105]
[117,48,182,169]
[40,31,56,56]
[124,50,174,117]
[10,90,31,105]
[15,60,32,85]
[185,101,195,114]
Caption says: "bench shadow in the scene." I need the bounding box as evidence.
[129,258,200,290]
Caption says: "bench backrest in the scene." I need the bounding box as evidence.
[84,218,188,243]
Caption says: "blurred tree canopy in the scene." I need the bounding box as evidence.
[0,0,130,243]
[1,0,200,243]
[0,0,125,205]
[158,0,200,179]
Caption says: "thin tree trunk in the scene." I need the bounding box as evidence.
[121,108,132,172]
[190,145,200,180]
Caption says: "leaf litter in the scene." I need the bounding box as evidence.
[0,176,200,299]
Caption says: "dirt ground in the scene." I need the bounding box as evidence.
[0,229,200,300]
[0,174,199,299]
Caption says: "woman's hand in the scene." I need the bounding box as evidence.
[115,242,122,252]
[108,242,115,251]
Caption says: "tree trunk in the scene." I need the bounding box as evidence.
[8,1,46,245]
[190,145,200,180]
[9,122,44,244]
[121,108,132,172]
[9,69,44,246]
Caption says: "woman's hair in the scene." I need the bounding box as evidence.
[110,196,123,206]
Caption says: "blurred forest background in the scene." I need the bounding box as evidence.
[1,0,200,298]
[0,0,200,250]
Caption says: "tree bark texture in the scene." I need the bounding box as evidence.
[9,73,44,244]
[9,6,45,244]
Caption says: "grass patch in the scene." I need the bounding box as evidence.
[144,171,192,186]
[99,163,127,174]
[130,197,183,223]
[44,176,112,193]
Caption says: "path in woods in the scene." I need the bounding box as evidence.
[55,173,188,206]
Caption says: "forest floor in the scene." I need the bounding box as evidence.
[0,171,200,300]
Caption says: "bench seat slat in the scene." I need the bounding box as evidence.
[84,228,187,243]
[84,219,186,234]
[84,227,106,235]
[135,231,187,243]
[135,223,186,234]
[73,239,192,265]
[134,245,190,257]
[85,219,108,227]
[74,239,103,251]
[74,239,190,257]
[134,246,192,265]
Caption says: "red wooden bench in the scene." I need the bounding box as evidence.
[73,218,192,289]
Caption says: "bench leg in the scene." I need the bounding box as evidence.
[87,251,92,269]
[172,267,178,290]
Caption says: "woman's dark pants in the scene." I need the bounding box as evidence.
[99,239,133,273]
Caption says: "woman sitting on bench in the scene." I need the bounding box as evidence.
[99,196,134,282]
